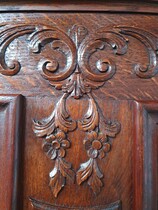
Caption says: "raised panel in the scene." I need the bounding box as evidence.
[133,102,158,210]
[0,95,25,210]
[0,7,157,210]
[20,97,133,210]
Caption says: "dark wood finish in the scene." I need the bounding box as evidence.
[0,1,158,13]
[0,95,24,210]
[0,1,158,210]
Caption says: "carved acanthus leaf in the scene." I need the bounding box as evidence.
[77,158,103,195]
[49,157,75,198]
[78,93,99,131]
[100,119,121,138]
[33,93,76,136]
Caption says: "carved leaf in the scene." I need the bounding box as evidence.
[49,159,65,198]
[62,72,92,99]
[87,159,104,195]
[33,93,77,137]
[88,173,103,195]
[77,158,93,185]
[68,24,88,48]
[59,158,75,182]
[101,120,121,138]
[78,94,99,131]
[49,157,75,198]
[55,94,77,132]
[77,158,104,195]
[33,110,56,137]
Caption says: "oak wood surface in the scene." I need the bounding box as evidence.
[0,0,157,13]
[0,2,158,210]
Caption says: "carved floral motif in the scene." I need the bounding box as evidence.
[0,23,158,199]
[77,94,120,195]
[33,93,76,197]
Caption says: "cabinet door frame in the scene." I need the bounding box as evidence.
[0,95,25,210]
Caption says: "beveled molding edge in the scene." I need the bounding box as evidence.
[0,23,157,200]
[0,1,158,14]
[29,197,122,210]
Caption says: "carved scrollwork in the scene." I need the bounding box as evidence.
[28,25,77,82]
[0,23,157,199]
[0,24,35,75]
[117,27,158,78]
[78,29,128,83]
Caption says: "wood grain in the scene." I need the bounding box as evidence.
[0,1,157,13]
[0,95,25,210]
[0,2,157,210]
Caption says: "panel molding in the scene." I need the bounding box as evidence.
[29,197,122,210]
[133,101,158,210]
[0,1,157,14]
[0,23,158,198]
[0,95,25,210]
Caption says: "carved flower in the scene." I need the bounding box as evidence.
[84,131,111,159]
[42,131,70,159]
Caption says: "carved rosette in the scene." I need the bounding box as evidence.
[0,23,158,199]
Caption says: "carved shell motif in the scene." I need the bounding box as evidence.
[0,23,158,202]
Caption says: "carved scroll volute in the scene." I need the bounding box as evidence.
[117,27,158,78]
[0,24,36,75]
[28,25,77,83]
[78,28,128,84]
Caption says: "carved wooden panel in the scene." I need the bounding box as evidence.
[133,102,158,210]
[0,95,25,210]
[0,8,157,210]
